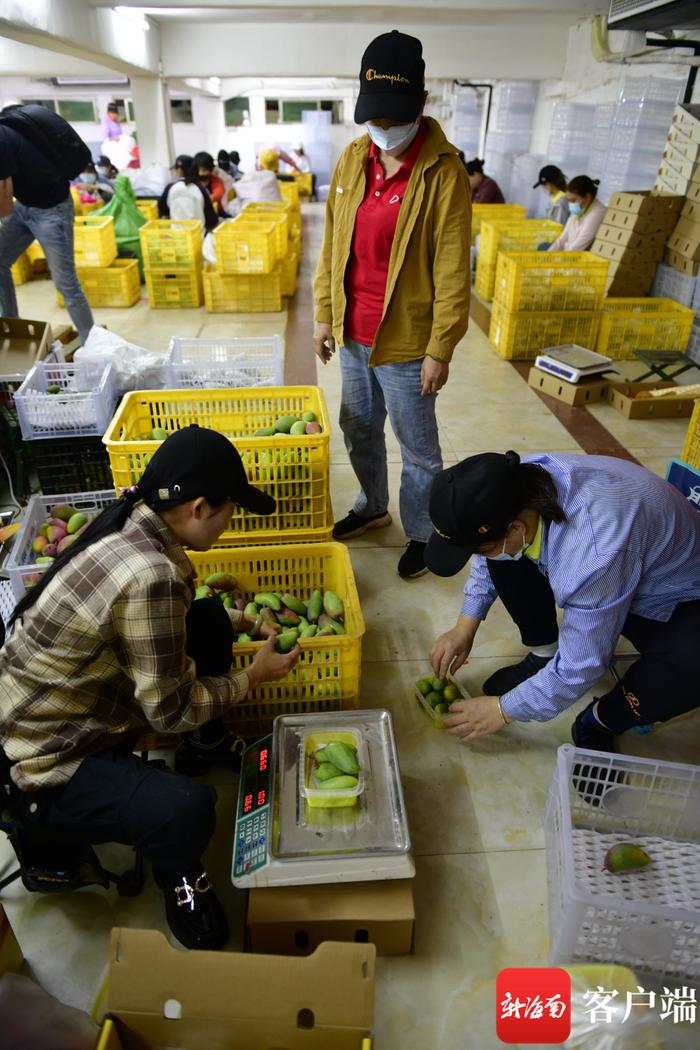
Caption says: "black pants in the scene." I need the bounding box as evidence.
[10,598,235,877]
[488,557,700,732]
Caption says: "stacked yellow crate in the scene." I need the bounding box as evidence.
[139,219,203,309]
[475,219,563,301]
[58,216,140,308]
[471,203,526,244]
[489,251,609,360]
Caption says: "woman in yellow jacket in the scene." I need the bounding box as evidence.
[313,30,471,579]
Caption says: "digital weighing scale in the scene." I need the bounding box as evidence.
[232,710,415,888]
[534,344,618,383]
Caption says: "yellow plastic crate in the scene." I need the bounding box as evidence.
[281,252,298,297]
[279,180,300,211]
[135,199,159,222]
[203,264,283,313]
[494,251,609,311]
[187,542,363,735]
[58,259,141,308]
[476,220,564,301]
[26,241,46,268]
[243,201,292,242]
[489,302,601,360]
[103,385,332,545]
[214,216,278,274]
[73,216,117,267]
[139,219,202,271]
[682,402,700,470]
[80,200,103,214]
[145,270,203,309]
[471,203,525,242]
[10,253,32,286]
[235,213,288,261]
[596,297,695,360]
[293,172,313,197]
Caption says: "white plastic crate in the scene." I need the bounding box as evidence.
[4,489,116,600]
[0,578,15,631]
[165,336,284,389]
[13,361,117,440]
[686,320,700,366]
[651,263,698,309]
[545,744,700,981]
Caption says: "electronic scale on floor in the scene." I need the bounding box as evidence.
[232,710,414,889]
[534,344,618,383]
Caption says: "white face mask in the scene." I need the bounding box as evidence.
[485,527,527,562]
[365,117,421,156]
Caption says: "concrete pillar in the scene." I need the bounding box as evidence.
[130,76,175,169]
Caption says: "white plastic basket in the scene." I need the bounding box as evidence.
[545,744,700,981]
[0,578,15,632]
[4,489,117,600]
[164,336,284,389]
[13,361,117,440]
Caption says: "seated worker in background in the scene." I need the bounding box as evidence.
[548,175,605,252]
[288,143,311,173]
[230,150,282,208]
[0,427,300,952]
[158,155,218,231]
[229,150,242,179]
[217,149,232,174]
[427,451,700,752]
[72,161,113,204]
[464,157,505,203]
[96,155,118,183]
[261,147,297,183]
[533,164,570,225]
[193,151,226,213]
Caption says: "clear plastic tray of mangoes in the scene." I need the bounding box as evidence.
[415,673,469,728]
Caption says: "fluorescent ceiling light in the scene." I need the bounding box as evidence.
[53,76,129,86]
[113,6,150,32]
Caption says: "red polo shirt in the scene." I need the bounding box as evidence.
[344,120,427,347]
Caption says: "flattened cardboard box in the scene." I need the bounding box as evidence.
[528,367,611,407]
[661,144,700,183]
[671,103,700,144]
[97,929,375,1050]
[606,382,695,420]
[665,248,700,277]
[0,317,53,375]
[654,170,689,197]
[667,123,700,163]
[246,879,415,957]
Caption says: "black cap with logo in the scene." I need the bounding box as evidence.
[533,164,566,189]
[172,154,193,171]
[136,425,276,516]
[354,30,426,125]
[425,451,523,577]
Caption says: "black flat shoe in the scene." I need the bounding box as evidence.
[482,651,552,695]
[332,509,392,539]
[156,869,229,951]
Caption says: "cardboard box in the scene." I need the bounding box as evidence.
[661,144,700,183]
[590,239,661,268]
[681,199,700,223]
[247,880,415,957]
[594,222,666,254]
[606,191,683,219]
[51,324,81,362]
[0,905,23,978]
[527,367,611,406]
[98,929,375,1050]
[654,170,689,196]
[0,317,53,375]
[667,123,700,163]
[666,233,700,264]
[687,181,700,204]
[603,205,677,237]
[671,103,700,144]
[606,382,695,419]
[664,248,700,276]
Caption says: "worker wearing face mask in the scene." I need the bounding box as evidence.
[548,175,606,252]
[426,451,700,751]
[314,30,471,580]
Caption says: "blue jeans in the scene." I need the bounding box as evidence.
[339,338,443,543]
[0,196,94,344]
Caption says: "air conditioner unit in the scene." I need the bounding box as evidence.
[609,0,700,31]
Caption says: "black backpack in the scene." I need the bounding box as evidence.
[0,104,91,180]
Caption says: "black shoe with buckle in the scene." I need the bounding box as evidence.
[398,540,428,579]
[482,651,553,695]
[156,868,229,950]
[174,733,244,777]
[332,509,392,540]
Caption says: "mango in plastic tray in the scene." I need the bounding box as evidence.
[301,728,364,809]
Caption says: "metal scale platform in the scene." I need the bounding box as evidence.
[232,709,415,889]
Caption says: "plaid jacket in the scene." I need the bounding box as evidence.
[0,503,248,791]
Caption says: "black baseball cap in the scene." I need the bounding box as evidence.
[354,30,425,124]
[425,452,523,577]
[172,154,192,171]
[136,425,276,515]
[533,164,565,189]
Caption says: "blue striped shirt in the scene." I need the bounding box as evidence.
[460,454,700,722]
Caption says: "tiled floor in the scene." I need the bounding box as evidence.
[2,206,700,1049]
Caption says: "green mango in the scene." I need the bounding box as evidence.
[301,410,317,423]
[222,593,236,609]
[322,741,359,775]
[274,414,298,434]
[255,592,282,611]
[318,613,345,635]
[237,633,252,643]
[195,585,214,600]
[315,761,343,782]
[276,629,299,653]
[244,602,260,617]
[277,607,301,627]
[306,589,323,623]
[290,420,307,436]
[205,571,237,592]
[151,426,168,441]
[323,591,345,621]
[318,775,358,791]
[300,623,318,639]
[443,684,462,702]
[317,626,335,637]
[281,593,307,615]
[416,677,433,696]
[260,607,279,627]
[297,615,309,629]
[435,704,450,714]
[431,676,447,692]
[603,843,653,874]
[254,426,276,436]
[425,691,443,708]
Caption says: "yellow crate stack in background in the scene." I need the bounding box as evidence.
[475,219,564,301]
[10,253,33,287]
[135,199,159,222]
[471,203,526,243]
[57,215,140,310]
[139,219,203,309]
[596,297,695,360]
[489,251,608,360]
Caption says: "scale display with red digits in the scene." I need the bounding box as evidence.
[232,710,415,889]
